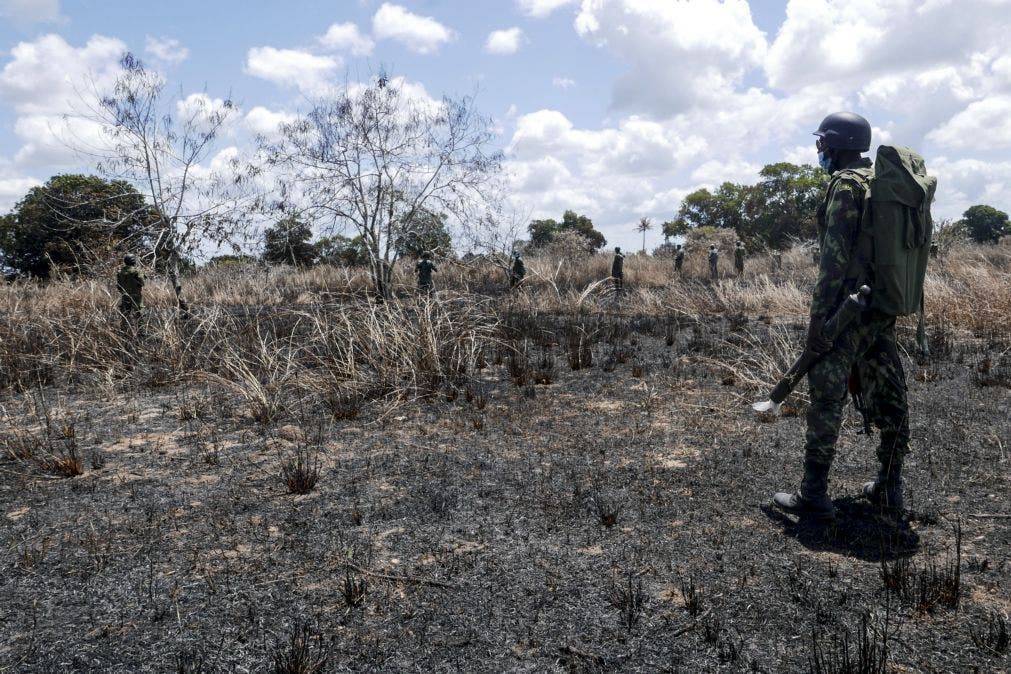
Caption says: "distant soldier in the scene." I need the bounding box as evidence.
[929,241,938,259]
[734,241,746,275]
[611,246,625,292]
[772,250,783,271]
[674,244,685,273]
[416,251,437,294]
[708,245,719,280]
[117,254,145,333]
[509,253,526,289]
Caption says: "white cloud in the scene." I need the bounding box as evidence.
[690,159,762,187]
[0,0,63,25]
[927,95,1011,149]
[574,0,768,117]
[372,3,453,54]
[516,0,577,18]
[0,171,41,212]
[0,34,125,115]
[245,47,340,93]
[552,76,575,89]
[245,106,297,137]
[485,27,523,55]
[318,22,374,56]
[145,36,189,64]
[12,114,109,167]
[929,156,1011,219]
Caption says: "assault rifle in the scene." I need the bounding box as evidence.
[752,285,871,415]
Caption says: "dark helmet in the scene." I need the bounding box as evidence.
[124,254,137,266]
[421,251,431,259]
[814,112,871,151]
[615,246,621,253]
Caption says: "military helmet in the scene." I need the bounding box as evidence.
[814,112,872,151]
[124,254,137,266]
[422,251,431,259]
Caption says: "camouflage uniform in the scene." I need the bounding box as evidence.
[805,157,910,472]
[708,248,719,280]
[117,261,145,333]
[416,258,437,293]
[674,247,684,273]
[510,255,526,288]
[734,243,745,275]
[611,250,624,291]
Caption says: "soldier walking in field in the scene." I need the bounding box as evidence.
[734,241,746,276]
[708,245,719,280]
[509,252,526,289]
[116,254,145,335]
[611,246,625,292]
[772,111,931,521]
[674,244,685,274]
[416,251,437,295]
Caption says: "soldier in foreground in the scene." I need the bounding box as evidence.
[708,245,719,280]
[611,246,625,292]
[416,251,437,294]
[772,111,929,521]
[510,252,526,289]
[116,254,145,334]
[674,244,685,273]
[734,241,746,276]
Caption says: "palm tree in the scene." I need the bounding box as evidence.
[636,217,652,254]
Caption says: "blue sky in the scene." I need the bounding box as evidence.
[2,0,1010,251]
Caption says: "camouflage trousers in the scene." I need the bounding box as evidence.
[805,312,909,469]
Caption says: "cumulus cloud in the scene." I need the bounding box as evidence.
[245,106,297,138]
[0,0,63,25]
[318,22,374,56]
[485,28,523,55]
[0,34,125,115]
[245,47,340,93]
[0,169,41,212]
[372,3,453,55]
[145,36,189,64]
[552,77,575,89]
[574,0,768,117]
[928,95,1011,150]
[930,156,1011,219]
[12,114,109,167]
[516,0,577,18]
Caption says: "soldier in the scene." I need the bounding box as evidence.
[708,245,719,280]
[611,246,625,292]
[116,254,145,333]
[929,241,939,259]
[734,241,746,276]
[674,244,685,273]
[509,252,526,289]
[772,250,783,271]
[773,112,911,521]
[416,251,437,294]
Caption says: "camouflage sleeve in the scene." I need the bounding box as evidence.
[810,179,862,318]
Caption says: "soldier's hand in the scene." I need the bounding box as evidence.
[806,316,832,354]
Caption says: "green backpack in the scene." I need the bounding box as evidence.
[849,145,937,317]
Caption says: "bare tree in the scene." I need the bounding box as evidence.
[78,53,258,305]
[262,74,501,298]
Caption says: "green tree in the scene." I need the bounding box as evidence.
[316,235,370,267]
[263,216,317,267]
[742,163,827,248]
[527,211,606,252]
[0,174,158,278]
[395,209,454,258]
[960,204,1010,244]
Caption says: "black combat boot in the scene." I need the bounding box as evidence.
[862,460,904,513]
[772,460,835,521]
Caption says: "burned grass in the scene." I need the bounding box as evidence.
[0,303,1008,671]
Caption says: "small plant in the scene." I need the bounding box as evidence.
[590,493,620,527]
[808,613,888,674]
[89,449,106,470]
[40,444,83,477]
[280,447,321,495]
[702,613,722,646]
[341,568,369,609]
[508,348,529,387]
[680,574,703,617]
[608,570,646,629]
[535,347,556,385]
[969,611,1010,656]
[631,361,645,378]
[271,620,329,674]
[324,392,361,421]
[880,523,961,613]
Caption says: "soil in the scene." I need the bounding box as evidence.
[1,320,1009,672]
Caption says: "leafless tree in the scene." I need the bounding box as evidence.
[77,53,259,305]
[262,74,501,298]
